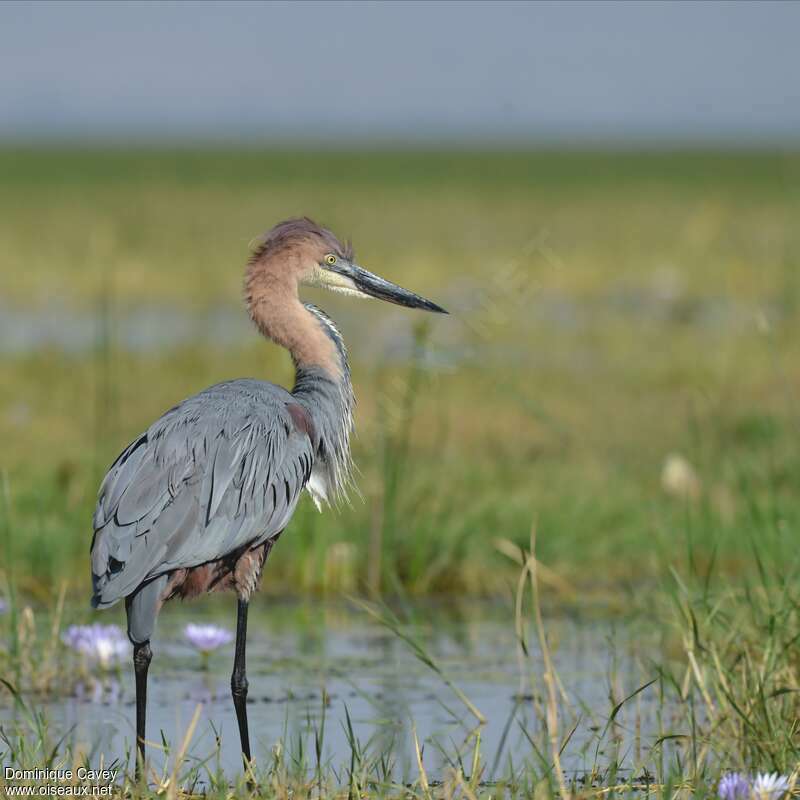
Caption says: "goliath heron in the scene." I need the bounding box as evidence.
[89,218,446,774]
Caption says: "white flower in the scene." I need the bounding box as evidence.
[661,453,701,500]
[752,773,790,800]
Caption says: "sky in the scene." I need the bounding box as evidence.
[1,0,799,144]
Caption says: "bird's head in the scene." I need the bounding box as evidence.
[247,217,447,314]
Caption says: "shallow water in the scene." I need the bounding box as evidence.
[2,601,683,785]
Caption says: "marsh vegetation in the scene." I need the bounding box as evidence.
[1,148,799,797]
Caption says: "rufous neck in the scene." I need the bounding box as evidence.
[247,291,342,381]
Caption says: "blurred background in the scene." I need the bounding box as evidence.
[1,0,799,602]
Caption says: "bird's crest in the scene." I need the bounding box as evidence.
[249,217,354,264]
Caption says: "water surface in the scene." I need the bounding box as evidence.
[3,601,683,786]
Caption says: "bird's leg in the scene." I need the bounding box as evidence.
[231,597,252,768]
[132,641,152,780]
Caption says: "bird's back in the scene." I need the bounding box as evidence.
[90,379,315,611]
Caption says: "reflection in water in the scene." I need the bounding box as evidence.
[1,602,678,784]
[74,678,121,705]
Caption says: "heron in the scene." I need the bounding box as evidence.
[89,217,446,775]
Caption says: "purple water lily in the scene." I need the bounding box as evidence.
[61,623,129,668]
[719,773,751,800]
[718,771,792,800]
[184,623,233,653]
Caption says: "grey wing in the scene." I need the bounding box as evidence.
[90,381,315,608]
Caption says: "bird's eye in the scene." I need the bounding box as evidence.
[324,254,337,266]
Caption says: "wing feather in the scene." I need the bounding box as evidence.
[91,380,315,608]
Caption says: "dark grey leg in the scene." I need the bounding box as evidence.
[133,641,152,779]
[231,598,252,767]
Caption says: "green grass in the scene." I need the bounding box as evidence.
[1,147,800,605]
[2,541,800,798]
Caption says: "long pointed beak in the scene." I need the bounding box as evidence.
[347,264,448,314]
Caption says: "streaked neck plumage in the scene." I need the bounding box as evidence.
[245,266,355,505]
[291,305,355,504]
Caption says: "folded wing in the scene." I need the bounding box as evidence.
[90,380,314,608]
